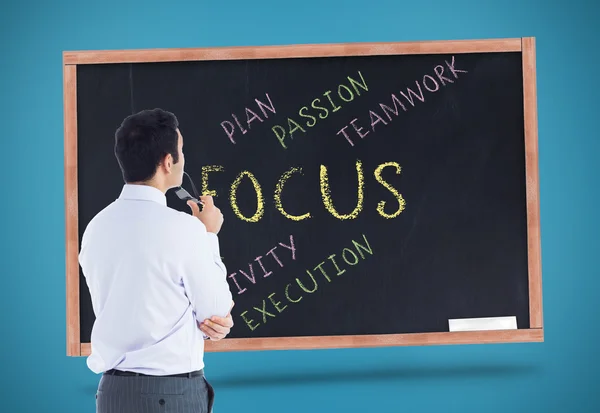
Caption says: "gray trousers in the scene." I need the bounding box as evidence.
[96,371,215,413]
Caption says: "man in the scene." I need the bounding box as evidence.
[78,108,234,413]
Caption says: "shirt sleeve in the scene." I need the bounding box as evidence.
[180,219,233,324]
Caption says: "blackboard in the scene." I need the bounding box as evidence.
[63,38,543,356]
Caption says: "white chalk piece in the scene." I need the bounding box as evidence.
[448,316,517,332]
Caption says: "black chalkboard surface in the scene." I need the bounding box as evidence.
[64,38,543,356]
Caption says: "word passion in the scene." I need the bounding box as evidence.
[197,159,406,223]
[271,71,369,149]
[239,233,373,332]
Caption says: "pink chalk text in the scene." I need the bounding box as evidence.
[228,234,297,294]
[336,56,468,146]
[221,93,277,144]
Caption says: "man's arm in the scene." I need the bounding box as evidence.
[199,301,235,341]
[181,198,233,323]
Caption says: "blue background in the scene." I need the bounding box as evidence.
[2,1,598,412]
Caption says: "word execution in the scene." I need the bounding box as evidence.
[239,233,373,332]
[336,56,468,146]
[272,71,369,149]
[220,93,277,144]
[228,234,297,295]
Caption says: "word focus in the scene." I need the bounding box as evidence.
[196,159,406,223]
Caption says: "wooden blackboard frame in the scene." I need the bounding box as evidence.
[63,37,543,357]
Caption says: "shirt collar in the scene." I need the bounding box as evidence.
[118,184,167,206]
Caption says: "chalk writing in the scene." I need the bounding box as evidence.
[336,56,468,146]
[229,170,265,223]
[272,71,368,149]
[374,162,406,218]
[274,167,311,221]
[239,233,373,331]
[320,159,365,220]
[189,159,405,222]
[201,165,224,197]
[221,93,277,144]
[228,235,297,295]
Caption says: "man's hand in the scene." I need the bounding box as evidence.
[187,195,224,234]
[198,302,235,341]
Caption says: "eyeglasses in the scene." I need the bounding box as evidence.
[174,171,204,209]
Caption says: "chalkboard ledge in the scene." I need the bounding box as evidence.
[77,329,543,355]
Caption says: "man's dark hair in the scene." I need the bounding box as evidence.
[114,108,180,183]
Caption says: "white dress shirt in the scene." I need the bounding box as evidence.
[78,184,233,375]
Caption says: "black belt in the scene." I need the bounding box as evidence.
[104,368,204,378]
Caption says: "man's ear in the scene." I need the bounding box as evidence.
[163,154,173,173]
